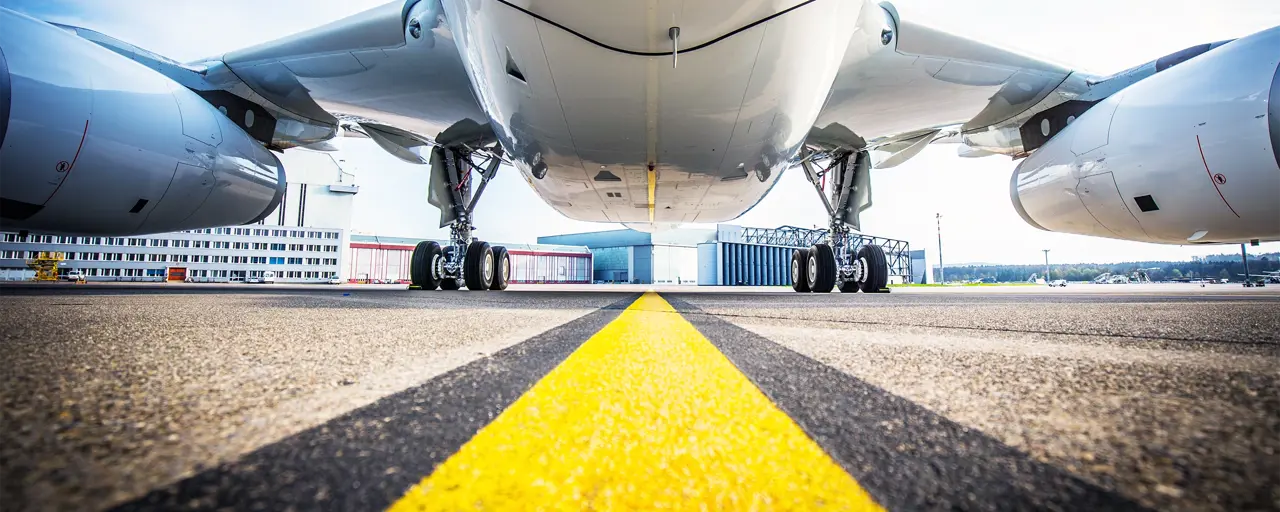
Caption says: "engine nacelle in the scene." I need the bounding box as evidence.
[1011,26,1280,244]
[0,8,285,236]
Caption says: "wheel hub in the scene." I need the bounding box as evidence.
[483,252,493,282]
[431,253,443,280]
[792,259,800,283]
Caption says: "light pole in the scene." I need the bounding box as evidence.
[1043,249,1051,283]
[936,213,944,284]
[1242,243,1250,285]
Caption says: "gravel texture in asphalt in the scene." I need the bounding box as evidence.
[1,283,1276,511]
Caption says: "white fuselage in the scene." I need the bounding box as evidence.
[439,0,867,226]
[435,0,1065,228]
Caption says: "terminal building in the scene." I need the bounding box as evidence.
[541,224,918,286]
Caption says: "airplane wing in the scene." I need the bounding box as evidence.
[60,0,487,152]
[811,2,1152,166]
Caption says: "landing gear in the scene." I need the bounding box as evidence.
[793,149,889,293]
[406,144,512,291]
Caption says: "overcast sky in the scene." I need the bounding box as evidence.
[6,0,1279,265]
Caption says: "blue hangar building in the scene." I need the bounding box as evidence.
[539,224,920,286]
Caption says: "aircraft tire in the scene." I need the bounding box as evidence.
[807,243,837,293]
[489,246,510,290]
[410,241,442,290]
[791,249,811,292]
[858,244,889,293]
[464,241,494,291]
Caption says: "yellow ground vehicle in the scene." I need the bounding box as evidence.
[25,252,65,281]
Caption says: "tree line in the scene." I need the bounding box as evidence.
[932,252,1279,283]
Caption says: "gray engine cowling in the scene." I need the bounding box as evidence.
[0,8,285,236]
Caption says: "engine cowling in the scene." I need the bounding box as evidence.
[0,8,285,236]
[1011,26,1280,244]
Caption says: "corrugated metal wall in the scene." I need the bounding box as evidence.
[347,244,590,284]
[719,243,793,286]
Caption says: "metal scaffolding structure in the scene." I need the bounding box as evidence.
[738,225,829,247]
[737,225,913,283]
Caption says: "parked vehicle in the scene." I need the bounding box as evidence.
[1048,279,1068,287]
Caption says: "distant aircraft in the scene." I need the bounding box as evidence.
[2,2,1278,293]
[1238,271,1279,286]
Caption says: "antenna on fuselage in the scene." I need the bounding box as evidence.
[669,27,680,68]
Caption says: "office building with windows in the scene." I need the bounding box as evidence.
[0,228,342,282]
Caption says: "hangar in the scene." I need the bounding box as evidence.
[540,225,916,286]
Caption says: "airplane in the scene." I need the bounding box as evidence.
[1,1,1278,294]
[1238,271,1280,286]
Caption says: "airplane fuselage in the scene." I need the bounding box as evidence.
[444,0,878,226]
[435,0,1080,228]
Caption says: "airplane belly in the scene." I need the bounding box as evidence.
[439,0,865,225]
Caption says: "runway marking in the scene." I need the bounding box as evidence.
[109,299,636,511]
[390,292,880,511]
[665,297,1149,511]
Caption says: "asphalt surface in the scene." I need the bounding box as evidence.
[1,283,1277,511]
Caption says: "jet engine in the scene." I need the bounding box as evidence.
[0,9,285,236]
[1011,26,1280,244]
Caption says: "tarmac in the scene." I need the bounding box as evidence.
[1,282,1277,511]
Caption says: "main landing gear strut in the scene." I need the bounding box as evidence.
[409,145,511,291]
[790,149,889,293]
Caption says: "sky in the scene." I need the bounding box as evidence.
[6,0,1280,265]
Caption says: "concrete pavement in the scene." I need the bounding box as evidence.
[1,283,1276,511]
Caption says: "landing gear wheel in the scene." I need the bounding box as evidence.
[807,243,837,293]
[464,241,494,291]
[440,246,461,290]
[489,246,511,290]
[791,249,811,292]
[409,241,442,290]
[857,244,888,293]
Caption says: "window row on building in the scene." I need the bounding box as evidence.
[182,228,340,239]
[1,236,337,253]
[68,268,337,279]
[1,250,338,265]
[3,231,339,246]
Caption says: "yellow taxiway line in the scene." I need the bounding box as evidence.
[647,166,657,223]
[390,292,881,511]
